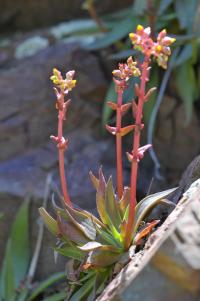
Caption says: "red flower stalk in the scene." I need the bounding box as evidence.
[124,25,175,249]
[106,57,140,199]
[50,68,76,207]
[124,57,150,249]
[115,87,123,199]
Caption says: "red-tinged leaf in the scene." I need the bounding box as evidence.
[99,167,106,195]
[121,103,132,113]
[96,190,118,236]
[89,171,99,190]
[144,87,157,101]
[132,101,138,118]
[134,188,177,234]
[64,98,71,110]
[82,263,93,270]
[79,241,119,253]
[96,185,108,225]
[120,124,135,136]
[119,187,130,216]
[59,205,97,240]
[134,83,140,96]
[134,220,160,244]
[95,227,118,246]
[126,152,133,162]
[54,244,85,261]
[105,124,117,135]
[57,213,89,245]
[79,242,103,251]
[105,177,122,229]
[107,101,117,110]
[39,207,58,236]
[119,220,127,241]
[138,144,152,159]
[87,249,122,267]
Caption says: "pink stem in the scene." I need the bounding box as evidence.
[116,89,123,199]
[124,58,149,249]
[57,95,72,207]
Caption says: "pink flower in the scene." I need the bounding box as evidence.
[112,56,141,82]
[129,25,154,57]
[129,25,176,69]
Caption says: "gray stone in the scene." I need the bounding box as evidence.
[154,96,200,179]
[0,41,106,161]
[0,0,133,31]
[15,36,49,59]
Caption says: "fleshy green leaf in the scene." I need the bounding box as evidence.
[57,213,89,245]
[10,200,30,288]
[50,19,99,39]
[89,171,99,190]
[28,272,66,301]
[87,249,122,267]
[118,187,130,217]
[70,276,96,301]
[105,177,121,229]
[95,227,119,247]
[87,269,111,300]
[79,241,119,253]
[84,17,137,50]
[60,204,97,240]
[134,188,176,233]
[39,207,58,236]
[42,291,67,301]
[0,239,15,301]
[0,201,30,300]
[54,244,85,261]
[78,241,102,251]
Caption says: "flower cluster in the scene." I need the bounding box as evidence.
[129,25,175,69]
[112,56,141,82]
[50,68,76,93]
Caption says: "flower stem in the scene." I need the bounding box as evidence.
[124,58,149,249]
[116,89,123,199]
[57,95,72,207]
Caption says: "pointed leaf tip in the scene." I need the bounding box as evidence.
[106,124,117,135]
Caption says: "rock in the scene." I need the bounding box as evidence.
[0,0,133,31]
[0,41,106,161]
[154,96,200,184]
[15,36,49,59]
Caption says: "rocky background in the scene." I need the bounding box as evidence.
[0,0,200,280]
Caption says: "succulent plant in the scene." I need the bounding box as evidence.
[40,25,176,300]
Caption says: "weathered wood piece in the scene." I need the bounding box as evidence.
[97,179,200,301]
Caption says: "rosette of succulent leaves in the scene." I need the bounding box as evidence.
[40,25,176,301]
